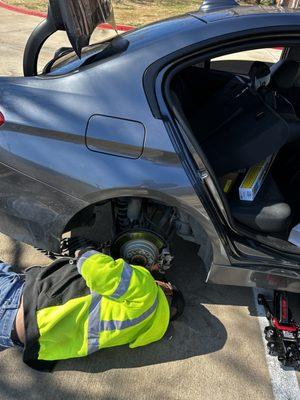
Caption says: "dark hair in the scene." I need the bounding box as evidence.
[170,284,185,321]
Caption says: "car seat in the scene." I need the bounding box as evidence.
[196,61,290,177]
[171,63,292,234]
[229,175,291,234]
[272,60,300,117]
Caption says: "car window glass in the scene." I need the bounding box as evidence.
[211,48,284,75]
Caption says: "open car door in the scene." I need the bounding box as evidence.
[23,0,116,76]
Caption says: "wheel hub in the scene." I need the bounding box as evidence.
[110,229,167,269]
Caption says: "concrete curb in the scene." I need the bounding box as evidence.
[0,0,134,32]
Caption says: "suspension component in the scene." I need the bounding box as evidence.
[258,291,300,370]
[157,248,174,272]
[116,198,130,232]
[110,229,173,272]
[60,237,98,257]
[35,248,59,260]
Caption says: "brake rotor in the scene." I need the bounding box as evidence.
[110,229,167,269]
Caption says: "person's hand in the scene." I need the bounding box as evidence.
[75,247,96,259]
[150,263,160,272]
[156,280,173,296]
[74,249,83,259]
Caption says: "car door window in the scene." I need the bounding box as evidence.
[211,48,284,75]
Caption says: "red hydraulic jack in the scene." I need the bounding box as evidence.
[258,291,300,370]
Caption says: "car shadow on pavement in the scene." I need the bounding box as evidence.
[55,301,227,373]
[56,239,229,374]
[0,232,298,398]
[1,236,264,376]
[1,236,230,376]
[0,236,280,400]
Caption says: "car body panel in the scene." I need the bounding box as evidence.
[0,159,87,250]
[208,263,300,294]
[86,115,146,159]
[1,6,300,291]
[0,37,219,257]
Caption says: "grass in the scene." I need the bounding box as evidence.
[4,0,202,26]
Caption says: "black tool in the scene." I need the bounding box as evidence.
[258,291,300,370]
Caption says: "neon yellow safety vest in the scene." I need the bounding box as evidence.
[22,251,170,363]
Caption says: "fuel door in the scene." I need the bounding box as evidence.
[86,115,146,159]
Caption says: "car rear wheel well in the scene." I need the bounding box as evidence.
[62,196,213,271]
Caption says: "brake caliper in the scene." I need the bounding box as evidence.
[258,291,300,370]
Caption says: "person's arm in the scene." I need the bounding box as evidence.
[77,250,135,299]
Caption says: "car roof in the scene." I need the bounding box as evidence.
[119,6,299,56]
[48,5,300,77]
[192,5,300,22]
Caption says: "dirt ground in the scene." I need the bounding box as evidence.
[4,0,201,26]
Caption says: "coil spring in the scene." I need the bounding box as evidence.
[116,198,130,232]
[35,248,58,260]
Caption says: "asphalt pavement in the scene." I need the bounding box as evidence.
[0,5,299,400]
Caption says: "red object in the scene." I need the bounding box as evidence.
[0,112,5,127]
[272,317,297,333]
[281,296,288,322]
[0,0,134,32]
[99,22,134,32]
[0,0,46,17]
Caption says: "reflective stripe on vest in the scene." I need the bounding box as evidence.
[87,295,158,354]
[100,297,158,331]
[87,292,102,355]
[77,250,99,274]
[110,262,133,299]
[78,253,132,300]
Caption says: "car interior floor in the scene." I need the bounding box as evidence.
[170,58,300,246]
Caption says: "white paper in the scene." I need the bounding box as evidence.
[288,223,300,247]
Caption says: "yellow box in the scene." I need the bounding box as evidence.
[239,155,274,201]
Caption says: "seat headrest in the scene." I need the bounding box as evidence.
[272,60,300,89]
[249,61,271,90]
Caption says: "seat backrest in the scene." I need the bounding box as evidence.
[272,60,300,89]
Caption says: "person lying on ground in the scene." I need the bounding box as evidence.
[0,248,184,371]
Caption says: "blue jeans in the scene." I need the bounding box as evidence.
[0,263,25,351]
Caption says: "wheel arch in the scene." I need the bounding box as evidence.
[61,188,228,272]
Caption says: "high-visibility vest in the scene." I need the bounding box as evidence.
[29,251,170,361]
